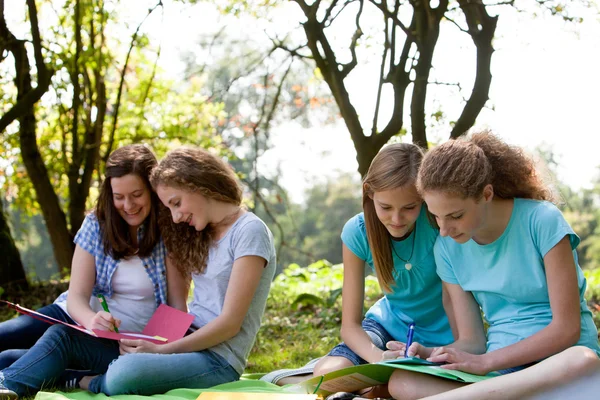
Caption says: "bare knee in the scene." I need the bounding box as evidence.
[388,370,422,400]
[562,346,600,377]
[313,356,353,376]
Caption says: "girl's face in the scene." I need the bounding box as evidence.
[423,189,491,244]
[372,184,422,239]
[111,174,152,229]
[155,185,211,232]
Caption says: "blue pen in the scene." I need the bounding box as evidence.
[405,323,415,358]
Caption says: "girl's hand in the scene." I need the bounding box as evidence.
[381,341,430,361]
[381,340,405,361]
[428,347,490,375]
[89,311,121,332]
[119,339,163,355]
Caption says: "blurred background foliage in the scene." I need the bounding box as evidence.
[1,0,599,372]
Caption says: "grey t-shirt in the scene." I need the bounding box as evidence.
[189,212,277,374]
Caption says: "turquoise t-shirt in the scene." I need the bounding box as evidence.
[435,198,600,355]
[341,207,454,347]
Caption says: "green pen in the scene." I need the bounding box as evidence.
[97,294,119,333]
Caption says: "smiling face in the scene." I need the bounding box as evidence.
[372,184,423,239]
[423,188,492,244]
[155,184,212,231]
[111,174,152,230]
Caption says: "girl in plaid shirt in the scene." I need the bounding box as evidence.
[0,145,187,400]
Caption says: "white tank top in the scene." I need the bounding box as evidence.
[57,256,156,332]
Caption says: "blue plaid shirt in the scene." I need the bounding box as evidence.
[54,213,168,307]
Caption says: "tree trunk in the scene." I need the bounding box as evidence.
[0,200,28,289]
[1,0,74,273]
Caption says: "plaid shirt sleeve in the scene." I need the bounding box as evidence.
[74,213,100,257]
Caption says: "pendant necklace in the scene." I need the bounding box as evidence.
[392,224,417,271]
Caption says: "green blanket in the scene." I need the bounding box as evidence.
[35,380,286,400]
[35,362,496,400]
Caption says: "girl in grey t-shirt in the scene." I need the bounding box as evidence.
[79,146,277,396]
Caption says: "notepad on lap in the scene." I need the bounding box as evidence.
[1,301,193,344]
[386,356,445,366]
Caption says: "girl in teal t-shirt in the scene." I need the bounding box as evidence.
[312,143,454,383]
[386,131,600,399]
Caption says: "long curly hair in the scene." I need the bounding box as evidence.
[150,147,242,277]
[95,144,161,259]
[363,143,424,293]
[417,129,556,203]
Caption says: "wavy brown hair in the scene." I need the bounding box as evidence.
[95,144,161,259]
[150,147,242,276]
[363,143,424,293]
[417,130,556,203]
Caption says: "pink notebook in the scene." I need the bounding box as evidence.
[1,300,194,345]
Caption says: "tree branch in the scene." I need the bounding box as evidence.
[0,0,54,134]
[103,0,163,163]
[340,0,364,79]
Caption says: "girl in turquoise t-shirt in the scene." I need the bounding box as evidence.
[311,143,455,384]
[386,131,600,399]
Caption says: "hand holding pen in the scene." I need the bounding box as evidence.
[92,294,121,332]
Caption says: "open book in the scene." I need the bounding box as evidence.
[284,357,499,397]
[1,300,194,345]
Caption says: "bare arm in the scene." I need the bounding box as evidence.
[477,236,581,372]
[443,282,487,355]
[386,281,486,361]
[157,255,267,353]
[443,283,458,340]
[66,245,117,331]
[166,255,190,312]
[339,244,385,363]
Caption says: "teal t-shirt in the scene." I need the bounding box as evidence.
[341,207,454,347]
[435,198,600,355]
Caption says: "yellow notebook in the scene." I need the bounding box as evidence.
[197,393,319,400]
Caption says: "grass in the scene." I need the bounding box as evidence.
[2,262,600,378]
[245,261,382,372]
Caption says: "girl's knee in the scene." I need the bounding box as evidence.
[565,346,600,374]
[101,354,147,395]
[43,324,71,341]
[388,370,421,400]
[313,357,351,376]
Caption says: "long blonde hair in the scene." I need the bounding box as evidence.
[363,143,424,293]
[417,130,556,203]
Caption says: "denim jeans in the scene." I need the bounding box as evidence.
[0,324,119,397]
[88,350,240,396]
[0,304,74,369]
[328,317,395,365]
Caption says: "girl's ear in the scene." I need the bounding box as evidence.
[482,184,494,203]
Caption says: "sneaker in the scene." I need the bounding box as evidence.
[58,369,92,390]
[259,357,321,384]
[0,388,18,400]
[325,393,358,400]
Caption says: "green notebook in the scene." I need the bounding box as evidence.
[283,358,500,396]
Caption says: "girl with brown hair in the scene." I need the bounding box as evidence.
[0,144,188,400]
[387,131,600,399]
[308,143,455,382]
[74,146,277,396]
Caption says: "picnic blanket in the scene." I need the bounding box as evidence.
[35,380,288,400]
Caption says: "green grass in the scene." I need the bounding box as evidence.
[246,261,381,372]
[2,262,600,378]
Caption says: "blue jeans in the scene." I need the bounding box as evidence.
[328,318,395,365]
[0,324,119,397]
[0,304,74,369]
[88,350,240,396]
